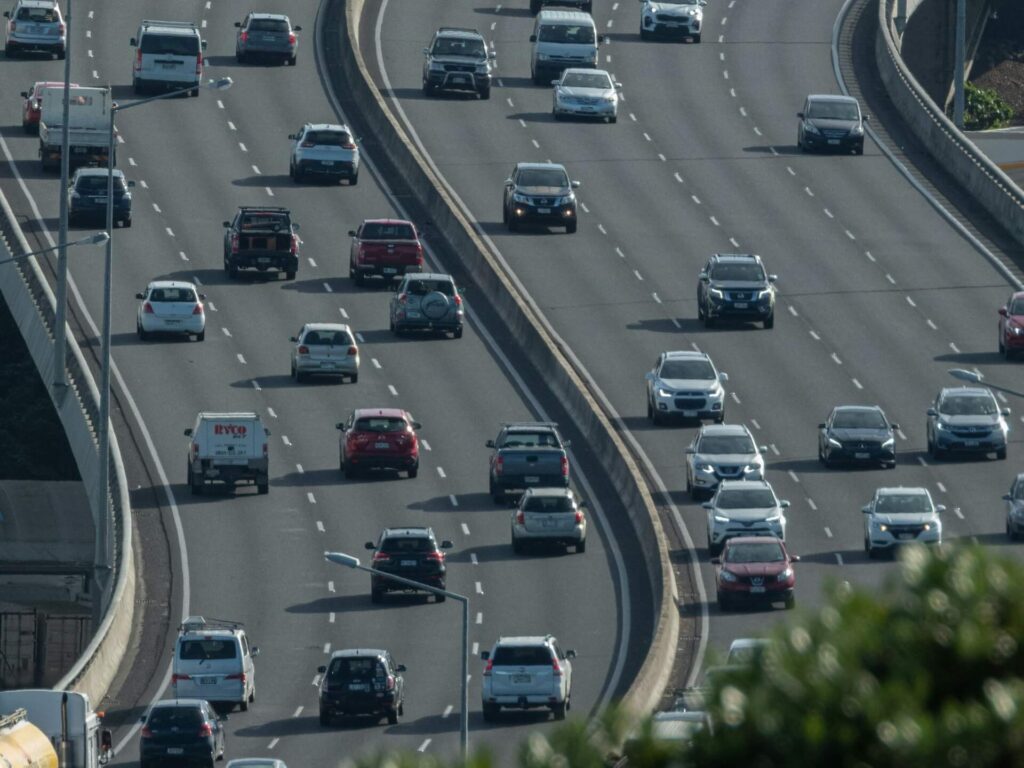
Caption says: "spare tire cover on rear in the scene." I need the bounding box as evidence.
[421,291,451,320]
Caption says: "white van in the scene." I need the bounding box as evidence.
[185,412,270,495]
[529,10,602,85]
[130,20,206,95]
[172,616,259,711]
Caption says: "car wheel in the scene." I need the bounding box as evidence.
[137,322,148,341]
[552,702,566,720]
[764,313,775,329]
[350,372,359,384]
[240,698,249,712]
[822,451,832,468]
[293,165,304,183]
[1008,519,1016,541]
[345,464,358,480]
[651,407,664,426]
[866,539,879,559]
[798,136,806,153]
[692,33,701,42]
[887,460,897,469]
[122,218,132,228]
[257,481,269,495]
[453,326,464,339]
[717,592,731,612]
[512,538,524,555]
[640,26,651,40]
[609,115,617,124]
[422,81,435,97]
[686,473,693,496]
[3,45,15,58]
[576,539,586,553]
[285,270,296,280]
[931,443,945,461]
[508,216,519,232]
[195,329,205,342]
[295,369,306,383]
[646,398,653,421]
[566,220,578,234]
[319,709,330,726]
[479,86,491,100]
[997,447,1008,460]
[288,54,297,66]
[349,170,359,186]
[490,479,505,504]
[387,708,398,725]
[855,142,864,155]
[502,203,509,224]
[190,467,203,496]
[784,595,795,610]
[353,269,365,287]
[435,592,446,603]
[714,410,725,424]
[408,463,419,479]
[482,703,499,722]
[190,88,199,97]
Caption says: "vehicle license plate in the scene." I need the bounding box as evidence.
[407,310,420,317]
[828,139,840,145]
[263,35,276,41]
[167,748,184,755]
[512,675,531,684]
[733,302,748,309]
[349,683,369,691]
[199,676,217,685]
[683,410,697,418]
[92,196,108,203]
[452,76,468,84]
[965,440,979,447]
[537,207,551,214]
[400,559,417,567]
[164,319,181,325]
[375,442,389,449]
[257,257,271,264]
[524,475,540,483]
[320,362,335,368]
[383,267,397,274]
[749,586,766,594]
[854,452,870,459]
[71,146,88,154]
[321,160,335,166]
[899,533,914,540]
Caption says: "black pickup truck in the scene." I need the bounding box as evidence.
[486,422,571,502]
[223,206,301,280]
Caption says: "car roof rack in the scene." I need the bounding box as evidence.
[180,615,244,633]
[438,26,481,34]
[140,20,200,30]
[501,421,559,429]
[238,205,289,212]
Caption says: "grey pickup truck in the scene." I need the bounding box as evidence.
[486,422,571,503]
[223,206,300,280]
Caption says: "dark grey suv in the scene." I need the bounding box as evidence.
[697,253,776,329]
[318,649,405,725]
[422,27,494,98]
[389,273,465,338]
[503,162,580,233]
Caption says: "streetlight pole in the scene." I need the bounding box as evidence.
[0,232,108,269]
[53,0,73,391]
[948,368,1024,399]
[95,77,233,580]
[324,552,470,759]
[953,0,966,129]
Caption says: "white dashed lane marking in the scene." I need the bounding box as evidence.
[221,327,232,337]
[808,499,819,511]
[388,384,398,396]
[475,612,483,624]
[227,121,237,131]
[307,492,316,504]
[470,553,479,565]
[282,435,292,446]
[437,467,447,478]
[236,353,246,364]
[327,580,335,592]
[927,318,937,329]
[787,470,800,483]
[268,738,279,750]
[239,142,248,152]
[417,740,431,753]
[449,494,459,507]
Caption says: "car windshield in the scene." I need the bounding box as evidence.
[710,263,765,282]
[492,646,553,666]
[1015,484,1024,501]
[724,541,785,563]
[354,417,408,433]
[660,360,714,380]
[149,287,197,303]
[807,101,859,120]
[17,7,57,21]
[302,329,351,346]
[250,18,289,32]
[240,213,289,231]
[538,24,595,43]
[380,536,434,553]
[179,639,237,660]
[939,394,997,416]
[727,642,768,665]
[406,279,454,296]
[140,33,200,56]
[433,38,485,56]
[501,431,559,448]
[715,489,776,509]
[697,435,754,454]
[360,222,416,240]
[326,657,384,682]
[518,169,569,187]
[305,130,352,147]
[562,72,611,89]
[1010,298,1024,315]
[832,409,887,429]
[875,493,932,515]
[76,176,126,192]
[148,707,203,728]
[523,495,574,513]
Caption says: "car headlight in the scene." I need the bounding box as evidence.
[475,64,489,73]
[69,191,80,199]
[934,421,948,431]
[512,193,530,203]
[743,463,763,475]
[875,522,888,531]
[713,514,730,523]
[882,437,895,448]
[709,288,724,298]
[429,61,445,71]
[695,462,715,473]
[554,195,574,206]
[776,567,793,581]
[804,121,821,135]
[765,514,783,523]
[657,388,673,398]
[850,124,864,135]
[1012,507,1024,519]
[708,383,722,398]
[828,438,842,449]
[922,523,932,531]
[1009,323,1024,336]
[537,53,551,61]
[756,289,773,300]
[719,570,738,582]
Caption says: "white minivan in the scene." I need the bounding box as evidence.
[529,10,602,85]
[130,20,205,95]
[171,616,259,711]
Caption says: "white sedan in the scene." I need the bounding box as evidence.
[136,280,205,341]
[552,68,620,123]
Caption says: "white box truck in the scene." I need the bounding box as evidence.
[38,86,111,172]
[0,690,112,768]
[185,412,271,495]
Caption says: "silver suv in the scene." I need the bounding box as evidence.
[704,479,788,556]
[645,350,727,425]
[388,273,464,338]
[926,386,1010,460]
[511,487,587,554]
[288,123,360,185]
[4,0,64,58]
[422,27,495,99]
[481,635,575,721]
[863,487,943,557]
[686,424,766,500]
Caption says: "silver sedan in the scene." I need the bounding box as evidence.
[552,68,620,123]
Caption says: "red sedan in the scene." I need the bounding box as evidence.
[20,80,78,134]
[337,408,420,479]
[713,535,799,611]
[999,291,1024,359]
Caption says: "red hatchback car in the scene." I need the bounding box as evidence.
[712,536,799,611]
[998,291,1024,359]
[337,408,421,479]
[20,80,78,133]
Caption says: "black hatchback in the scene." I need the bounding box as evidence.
[365,526,452,603]
[818,405,898,469]
[139,699,225,768]
[68,167,134,227]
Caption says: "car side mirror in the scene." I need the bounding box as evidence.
[780,500,790,508]
[201,41,208,51]
[318,665,327,674]
[768,274,778,282]
[347,229,357,237]
[710,557,721,564]
[486,439,496,448]
[290,336,298,342]
[571,180,581,188]
[719,372,728,382]
[481,650,490,660]
[796,111,804,119]
[1002,408,1012,417]
[578,500,588,508]
[861,505,871,514]
[529,34,537,42]
[423,47,430,55]
[130,37,137,46]
[251,647,260,657]
[222,221,230,228]
[615,81,623,88]
[890,422,900,430]
[699,273,709,281]
[489,51,497,59]
[790,554,800,562]
[598,34,607,43]
[135,292,146,300]
[336,423,344,430]
[863,114,870,121]
[184,428,193,437]
[936,505,946,513]
[396,664,407,672]
[551,79,559,86]
[20,91,28,98]
[127,180,136,188]
[503,178,513,186]
[566,649,576,658]
[293,25,303,31]
[441,540,454,548]
[817,423,826,429]
[234,21,242,27]
[686,447,695,454]
[759,445,768,452]
[412,421,423,430]
[219,715,228,723]
[644,372,655,382]
[1004,494,1013,501]
[138,715,146,723]
[288,133,298,140]
[927,408,937,417]
[365,541,375,550]
[562,439,571,447]
[701,502,712,509]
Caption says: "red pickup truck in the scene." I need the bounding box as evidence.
[348,219,424,286]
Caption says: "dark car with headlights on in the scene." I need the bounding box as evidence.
[797,94,867,154]
[139,699,225,768]
[697,253,776,329]
[712,535,798,611]
[318,649,405,725]
[818,405,898,468]
[422,26,494,98]
[365,526,452,603]
[502,162,580,233]
[68,167,134,227]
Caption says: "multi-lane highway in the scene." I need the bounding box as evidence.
[0,0,652,763]
[367,0,1023,670]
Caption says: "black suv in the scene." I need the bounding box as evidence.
[139,699,226,768]
[365,527,453,603]
[318,649,406,725]
[422,27,495,98]
[697,253,776,329]
[502,162,580,234]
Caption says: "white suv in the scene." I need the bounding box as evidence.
[645,350,727,425]
[639,0,706,42]
[704,479,788,556]
[481,635,575,721]
[130,20,205,95]
[863,487,943,558]
[4,0,65,58]
[288,123,360,185]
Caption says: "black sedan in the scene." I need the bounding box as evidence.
[797,94,867,155]
[818,405,898,468]
[139,699,225,768]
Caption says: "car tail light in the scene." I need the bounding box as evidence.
[425,550,444,563]
[552,658,563,677]
[140,726,152,739]
[135,48,142,70]
[301,139,315,148]
[483,660,493,676]
[397,293,408,305]
[385,675,396,691]
[226,672,247,682]
[230,233,239,255]
[262,443,268,457]
[372,551,391,564]
[574,510,584,524]
[495,456,503,476]
[516,509,525,525]
[454,295,462,307]
[196,55,203,75]
[143,302,154,314]
[347,345,358,356]
[198,723,213,737]
[415,247,424,266]
[9,21,15,32]
[191,443,199,460]
[342,141,357,150]
[290,233,300,255]
[239,31,248,43]
[172,673,191,683]
[58,22,65,35]
[297,345,309,355]
[288,33,296,45]
[192,304,203,315]
[561,457,569,477]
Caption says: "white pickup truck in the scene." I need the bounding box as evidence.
[185,412,271,495]
[38,85,111,172]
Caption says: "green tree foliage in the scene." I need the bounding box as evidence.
[962,81,1014,130]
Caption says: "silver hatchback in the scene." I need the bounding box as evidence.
[511,487,587,554]
[389,273,464,338]
[290,323,359,383]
